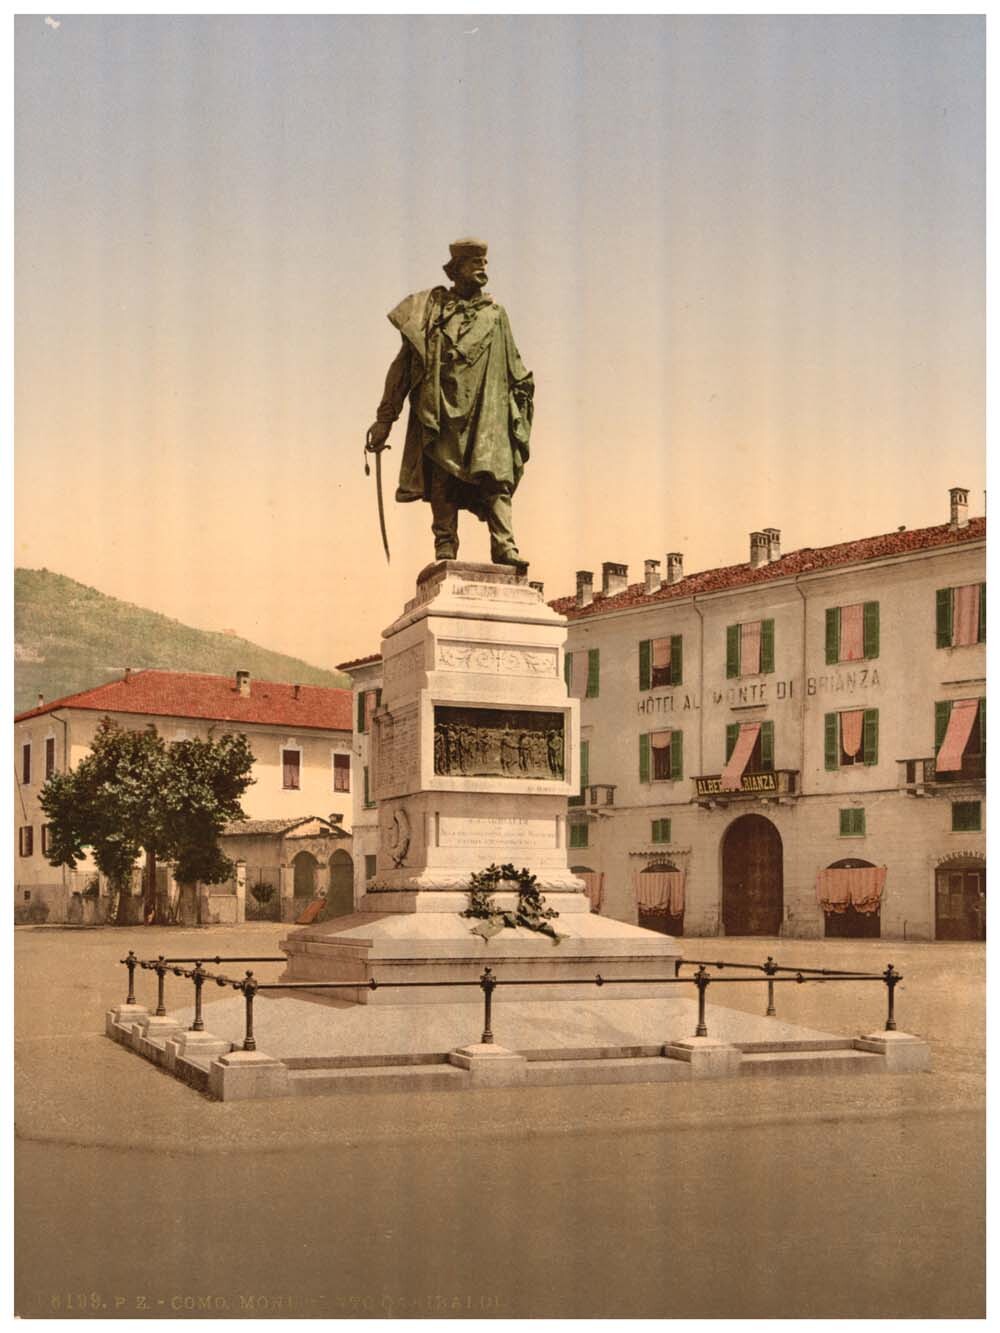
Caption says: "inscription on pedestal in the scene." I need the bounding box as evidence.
[437,815,556,851]
[372,705,420,797]
[433,706,564,779]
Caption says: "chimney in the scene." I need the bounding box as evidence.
[123,667,131,683]
[764,527,781,562]
[36,693,44,708]
[293,684,301,700]
[529,580,544,596]
[949,486,969,530]
[665,552,684,585]
[576,571,594,608]
[750,532,769,568]
[602,562,628,597]
[644,559,661,594]
[236,669,251,697]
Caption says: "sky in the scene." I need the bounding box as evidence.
[14,14,985,671]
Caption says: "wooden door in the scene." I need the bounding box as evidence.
[936,866,986,940]
[722,815,783,936]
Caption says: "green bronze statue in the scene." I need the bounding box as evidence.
[366,239,534,569]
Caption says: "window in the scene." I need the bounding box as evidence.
[18,826,33,857]
[569,740,590,806]
[565,649,600,698]
[45,737,56,779]
[639,636,682,689]
[333,752,351,792]
[363,766,374,808]
[639,730,683,782]
[357,688,382,734]
[725,720,774,773]
[824,710,878,769]
[282,749,301,789]
[935,698,985,780]
[41,824,49,854]
[937,584,985,648]
[21,743,31,785]
[651,817,672,844]
[725,620,774,679]
[839,808,866,837]
[952,802,982,833]
[364,854,377,880]
[825,603,879,664]
[568,821,589,849]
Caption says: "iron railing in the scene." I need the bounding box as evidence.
[120,950,904,1055]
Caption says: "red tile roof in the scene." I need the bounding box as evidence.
[336,652,382,670]
[549,518,986,620]
[14,669,353,731]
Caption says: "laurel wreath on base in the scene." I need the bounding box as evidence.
[462,862,562,945]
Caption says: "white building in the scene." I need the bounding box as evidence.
[552,488,985,942]
[14,668,354,923]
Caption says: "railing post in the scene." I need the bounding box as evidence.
[154,955,167,1016]
[763,955,778,1017]
[480,966,496,1045]
[122,951,138,1005]
[883,963,900,1032]
[694,964,710,1038]
[191,962,206,1032]
[241,971,258,1051]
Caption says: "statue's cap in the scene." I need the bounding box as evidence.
[448,237,488,260]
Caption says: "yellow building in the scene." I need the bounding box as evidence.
[553,488,985,942]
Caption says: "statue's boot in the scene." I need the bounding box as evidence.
[486,494,527,572]
[429,467,459,561]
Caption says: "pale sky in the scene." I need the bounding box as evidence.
[15,15,985,670]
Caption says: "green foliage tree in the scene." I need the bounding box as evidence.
[39,717,255,925]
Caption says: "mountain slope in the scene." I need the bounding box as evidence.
[14,569,351,715]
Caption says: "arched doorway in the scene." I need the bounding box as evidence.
[722,814,783,935]
[636,860,684,937]
[823,858,881,939]
[292,851,319,900]
[935,855,986,940]
[327,850,355,918]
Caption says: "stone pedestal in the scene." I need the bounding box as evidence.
[854,1031,931,1072]
[281,562,680,999]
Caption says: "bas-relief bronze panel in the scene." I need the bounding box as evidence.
[433,706,564,779]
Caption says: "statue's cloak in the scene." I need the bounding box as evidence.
[385,286,534,511]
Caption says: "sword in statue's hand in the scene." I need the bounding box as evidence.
[364,425,391,564]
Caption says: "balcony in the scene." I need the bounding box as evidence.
[568,782,617,810]
[898,756,985,796]
[692,769,798,807]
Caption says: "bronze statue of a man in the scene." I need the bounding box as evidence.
[366,239,534,568]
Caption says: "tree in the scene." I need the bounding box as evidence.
[39,717,255,925]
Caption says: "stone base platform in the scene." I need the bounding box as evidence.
[105,992,931,1102]
[279,899,682,1003]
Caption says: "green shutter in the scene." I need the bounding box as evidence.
[952,802,981,833]
[363,766,370,806]
[564,652,572,690]
[862,709,879,766]
[639,639,651,691]
[824,713,839,770]
[979,583,986,643]
[670,635,683,685]
[863,602,879,660]
[840,808,865,836]
[671,729,683,781]
[357,691,366,733]
[725,722,739,762]
[839,809,851,836]
[760,720,774,771]
[652,817,672,844]
[934,700,951,753]
[760,619,775,673]
[587,649,600,698]
[726,625,740,678]
[825,607,840,664]
[580,739,590,788]
[375,688,382,709]
[936,587,953,648]
[639,733,650,783]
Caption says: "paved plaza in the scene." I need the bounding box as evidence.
[15,925,985,1318]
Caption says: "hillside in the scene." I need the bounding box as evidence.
[14,569,351,715]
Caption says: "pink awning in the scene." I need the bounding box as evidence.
[740,621,761,675]
[840,709,864,759]
[570,653,590,699]
[650,730,672,750]
[720,722,760,791]
[952,584,981,647]
[652,638,672,670]
[577,871,604,912]
[936,698,979,772]
[840,603,864,661]
[633,869,685,915]
[816,866,887,915]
